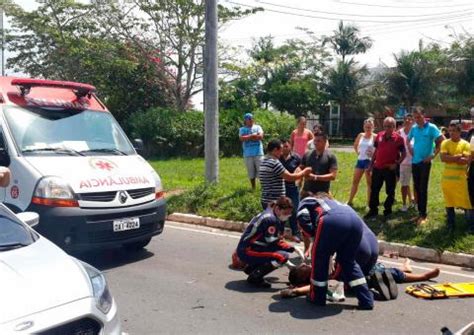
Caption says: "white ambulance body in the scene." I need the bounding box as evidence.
[0,77,166,251]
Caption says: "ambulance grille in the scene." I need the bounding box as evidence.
[128,187,154,199]
[78,187,154,202]
[38,317,101,335]
[78,191,116,202]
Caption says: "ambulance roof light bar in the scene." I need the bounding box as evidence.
[11,78,96,98]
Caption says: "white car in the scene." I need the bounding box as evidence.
[0,204,121,334]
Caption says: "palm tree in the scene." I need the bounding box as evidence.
[324,59,368,134]
[384,50,436,107]
[324,21,373,63]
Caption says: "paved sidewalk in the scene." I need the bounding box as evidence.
[167,212,474,268]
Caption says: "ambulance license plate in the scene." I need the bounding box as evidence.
[113,217,140,232]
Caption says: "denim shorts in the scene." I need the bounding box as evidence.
[355,159,371,170]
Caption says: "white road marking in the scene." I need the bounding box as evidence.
[167,223,240,239]
[166,223,474,280]
[380,259,474,279]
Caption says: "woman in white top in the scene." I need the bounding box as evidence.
[347,118,376,206]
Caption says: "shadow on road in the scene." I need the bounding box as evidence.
[72,247,155,271]
[268,295,355,319]
[224,279,281,293]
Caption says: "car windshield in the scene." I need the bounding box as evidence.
[0,215,37,251]
[3,106,135,156]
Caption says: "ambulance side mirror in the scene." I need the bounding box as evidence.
[133,138,144,153]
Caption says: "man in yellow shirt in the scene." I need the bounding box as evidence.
[440,123,473,233]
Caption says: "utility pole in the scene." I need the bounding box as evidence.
[204,0,219,183]
[0,7,4,76]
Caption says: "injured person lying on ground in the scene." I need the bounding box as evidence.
[280,258,440,300]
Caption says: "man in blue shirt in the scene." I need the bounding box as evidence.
[239,113,264,189]
[407,107,444,225]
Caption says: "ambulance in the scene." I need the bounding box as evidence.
[0,77,166,252]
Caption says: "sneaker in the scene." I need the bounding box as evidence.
[327,283,345,302]
[364,211,378,221]
[382,270,398,300]
[383,209,393,218]
[401,205,408,212]
[368,272,391,301]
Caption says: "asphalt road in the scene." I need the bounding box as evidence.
[79,221,474,335]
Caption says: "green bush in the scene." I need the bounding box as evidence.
[129,107,297,157]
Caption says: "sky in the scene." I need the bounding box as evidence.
[219,0,473,67]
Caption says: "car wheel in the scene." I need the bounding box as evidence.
[123,237,152,251]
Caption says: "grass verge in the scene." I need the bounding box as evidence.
[150,154,474,254]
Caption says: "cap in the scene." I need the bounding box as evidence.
[244,113,253,121]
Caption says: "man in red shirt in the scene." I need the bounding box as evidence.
[365,117,406,220]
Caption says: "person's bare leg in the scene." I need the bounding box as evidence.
[403,268,440,282]
[401,185,409,206]
[348,168,364,204]
[401,258,413,273]
[280,285,310,298]
[303,235,311,258]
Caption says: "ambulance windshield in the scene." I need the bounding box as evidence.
[4,107,135,156]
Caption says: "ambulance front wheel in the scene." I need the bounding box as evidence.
[123,237,152,251]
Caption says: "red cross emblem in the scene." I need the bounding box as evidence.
[89,158,118,171]
[95,161,115,171]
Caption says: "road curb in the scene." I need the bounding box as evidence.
[167,212,474,268]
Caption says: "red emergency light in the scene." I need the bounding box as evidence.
[11,78,96,98]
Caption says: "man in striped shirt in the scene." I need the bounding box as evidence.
[259,139,312,209]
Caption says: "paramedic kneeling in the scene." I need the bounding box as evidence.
[297,192,374,309]
[236,196,295,288]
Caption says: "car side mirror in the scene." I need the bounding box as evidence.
[133,138,144,153]
[17,212,40,228]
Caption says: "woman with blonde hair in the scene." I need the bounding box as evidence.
[290,116,314,158]
[347,118,376,206]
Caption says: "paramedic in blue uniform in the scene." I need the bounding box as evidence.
[236,196,295,288]
[296,193,374,309]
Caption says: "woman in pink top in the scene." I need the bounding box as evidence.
[290,117,314,158]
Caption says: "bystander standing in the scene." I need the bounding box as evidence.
[301,133,338,195]
[440,123,474,233]
[407,107,444,225]
[239,113,264,189]
[365,117,405,220]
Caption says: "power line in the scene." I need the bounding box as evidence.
[256,0,471,18]
[221,14,471,41]
[226,1,473,24]
[334,0,472,9]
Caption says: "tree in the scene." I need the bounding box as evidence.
[322,21,372,134]
[384,46,440,108]
[447,33,474,106]
[268,78,324,117]
[220,33,330,115]
[1,0,175,124]
[323,21,372,63]
[323,59,368,134]
[93,0,259,111]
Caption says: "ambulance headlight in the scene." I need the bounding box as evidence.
[32,177,78,207]
[80,261,113,314]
